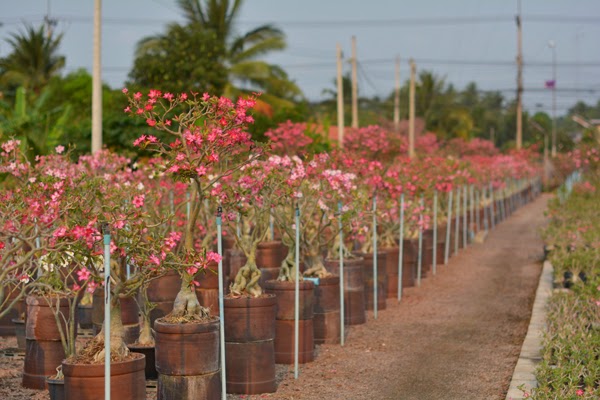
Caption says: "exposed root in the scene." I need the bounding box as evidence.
[164,282,210,322]
[230,259,262,297]
[303,254,332,278]
[278,249,298,282]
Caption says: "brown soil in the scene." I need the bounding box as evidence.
[0,195,548,400]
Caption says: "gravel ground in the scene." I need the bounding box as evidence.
[0,195,549,400]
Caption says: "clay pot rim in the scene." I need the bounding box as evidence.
[45,376,64,384]
[223,293,276,308]
[257,240,283,249]
[264,279,314,290]
[154,317,219,334]
[62,352,145,377]
[127,343,155,350]
[324,257,364,266]
[352,251,388,258]
[26,294,72,307]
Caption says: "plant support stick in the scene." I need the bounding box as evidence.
[444,190,453,265]
[417,195,423,287]
[372,195,378,319]
[432,190,437,275]
[398,194,404,301]
[294,205,300,379]
[338,202,345,346]
[216,207,226,400]
[103,224,111,400]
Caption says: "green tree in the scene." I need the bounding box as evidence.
[0,24,65,95]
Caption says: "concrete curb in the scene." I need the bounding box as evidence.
[505,260,553,400]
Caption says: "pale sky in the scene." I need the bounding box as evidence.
[1,0,599,115]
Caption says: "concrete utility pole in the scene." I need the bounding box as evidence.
[92,0,103,153]
[549,40,557,157]
[394,56,400,131]
[336,43,345,147]
[351,36,359,129]
[515,0,523,150]
[408,59,416,159]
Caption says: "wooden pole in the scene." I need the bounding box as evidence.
[393,56,400,131]
[409,59,416,159]
[92,0,103,153]
[336,43,345,148]
[351,36,359,129]
[516,0,523,150]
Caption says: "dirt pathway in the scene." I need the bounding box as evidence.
[267,194,549,400]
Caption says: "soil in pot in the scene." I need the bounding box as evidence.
[62,352,146,400]
[154,317,221,399]
[224,294,276,394]
[264,280,315,364]
[324,258,366,325]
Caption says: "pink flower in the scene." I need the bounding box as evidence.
[76,268,91,282]
[149,254,161,266]
[206,252,222,264]
[132,194,145,208]
[122,88,128,94]
[186,266,198,275]
[576,389,584,396]
[53,226,68,238]
[146,118,157,127]
[55,145,65,154]
[133,92,142,100]
[18,273,30,283]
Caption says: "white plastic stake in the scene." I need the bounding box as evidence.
[462,186,467,247]
[417,195,424,287]
[102,224,111,400]
[469,185,474,242]
[397,194,405,301]
[216,207,226,400]
[475,187,480,233]
[372,195,378,319]
[489,182,495,230]
[294,205,300,379]
[338,202,345,346]
[454,188,460,255]
[432,190,437,275]
[444,190,453,265]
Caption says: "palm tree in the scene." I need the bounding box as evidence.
[161,0,302,105]
[0,24,65,94]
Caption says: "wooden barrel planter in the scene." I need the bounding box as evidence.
[154,318,221,399]
[312,276,341,344]
[147,271,181,327]
[324,258,366,325]
[92,292,139,345]
[256,241,286,288]
[360,251,387,311]
[23,295,73,389]
[224,295,277,394]
[264,280,315,364]
[62,353,146,400]
[195,261,228,318]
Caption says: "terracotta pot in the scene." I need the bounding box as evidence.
[273,319,314,364]
[226,248,247,283]
[154,318,221,399]
[264,280,315,365]
[264,280,314,320]
[77,304,93,330]
[383,247,399,298]
[256,241,286,289]
[224,295,276,394]
[147,272,181,327]
[196,261,228,317]
[23,295,74,390]
[128,343,157,380]
[0,288,25,336]
[12,318,26,351]
[422,228,434,276]
[92,292,139,344]
[401,239,418,287]
[312,276,340,344]
[46,377,64,400]
[360,251,387,311]
[324,258,366,325]
[63,353,146,400]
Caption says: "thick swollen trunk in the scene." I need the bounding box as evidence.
[303,253,331,278]
[277,246,298,282]
[169,274,209,321]
[80,299,129,363]
[137,312,154,346]
[230,250,262,297]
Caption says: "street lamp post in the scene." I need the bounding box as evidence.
[548,40,557,157]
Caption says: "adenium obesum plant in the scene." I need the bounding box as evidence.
[124,89,265,320]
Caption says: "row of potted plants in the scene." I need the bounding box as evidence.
[0,89,543,399]
[532,146,600,399]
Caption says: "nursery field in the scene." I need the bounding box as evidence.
[0,194,549,399]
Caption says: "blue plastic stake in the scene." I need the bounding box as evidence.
[372,195,378,319]
[294,205,300,379]
[432,190,438,275]
[338,202,345,345]
[462,186,467,247]
[417,195,424,287]
[444,190,453,265]
[102,224,111,400]
[216,207,226,400]
[454,188,460,255]
[398,194,405,301]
